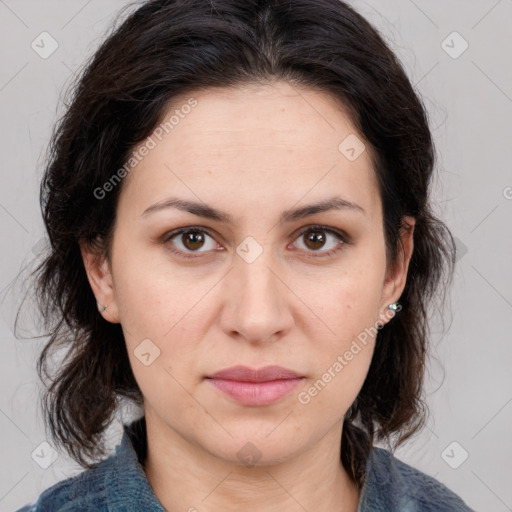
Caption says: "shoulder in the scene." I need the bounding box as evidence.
[360,447,475,511]
[16,417,165,512]
[14,454,116,512]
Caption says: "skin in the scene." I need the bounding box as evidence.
[81,80,415,512]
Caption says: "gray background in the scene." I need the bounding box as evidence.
[1,1,511,511]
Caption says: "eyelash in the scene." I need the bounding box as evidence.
[162,225,349,260]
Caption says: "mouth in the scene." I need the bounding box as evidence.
[205,365,305,406]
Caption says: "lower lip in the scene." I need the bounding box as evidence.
[207,378,303,406]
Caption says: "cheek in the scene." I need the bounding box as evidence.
[299,282,379,417]
[306,262,384,340]
[111,247,205,391]
[111,241,181,337]
[297,257,384,400]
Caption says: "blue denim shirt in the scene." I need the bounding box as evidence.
[16,417,474,511]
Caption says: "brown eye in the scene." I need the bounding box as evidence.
[165,228,219,258]
[292,226,346,257]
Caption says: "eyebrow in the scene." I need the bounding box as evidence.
[141,195,365,223]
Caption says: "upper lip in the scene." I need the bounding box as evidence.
[207,365,303,382]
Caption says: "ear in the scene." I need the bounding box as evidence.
[378,216,415,326]
[79,238,120,324]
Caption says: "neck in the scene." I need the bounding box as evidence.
[142,412,361,512]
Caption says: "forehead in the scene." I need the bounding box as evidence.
[165,81,360,151]
[118,80,381,225]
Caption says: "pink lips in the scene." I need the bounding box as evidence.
[206,365,304,406]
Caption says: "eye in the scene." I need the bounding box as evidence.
[291,225,347,257]
[164,228,220,259]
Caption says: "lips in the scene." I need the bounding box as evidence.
[205,365,304,406]
[207,365,302,382]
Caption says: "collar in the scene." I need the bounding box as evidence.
[107,416,166,511]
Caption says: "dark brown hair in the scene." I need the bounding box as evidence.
[18,0,455,488]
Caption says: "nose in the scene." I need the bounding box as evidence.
[219,246,294,345]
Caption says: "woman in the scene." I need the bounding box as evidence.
[16,0,474,510]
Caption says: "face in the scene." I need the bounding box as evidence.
[82,80,414,466]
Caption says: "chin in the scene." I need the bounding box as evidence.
[198,430,305,469]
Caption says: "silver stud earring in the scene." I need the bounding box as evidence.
[388,302,400,313]
[98,303,107,313]
[377,302,401,330]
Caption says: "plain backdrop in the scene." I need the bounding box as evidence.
[1,1,511,511]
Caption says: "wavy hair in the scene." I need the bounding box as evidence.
[17,0,455,488]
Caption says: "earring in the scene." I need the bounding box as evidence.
[377,302,401,330]
[98,303,107,313]
[388,302,400,313]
